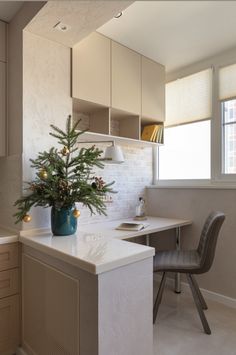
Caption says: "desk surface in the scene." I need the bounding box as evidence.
[79,216,192,240]
[20,216,191,275]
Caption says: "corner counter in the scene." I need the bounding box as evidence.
[19,226,155,355]
[19,229,154,274]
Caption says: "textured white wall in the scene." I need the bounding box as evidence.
[0,155,22,230]
[22,31,72,230]
[22,31,153,230]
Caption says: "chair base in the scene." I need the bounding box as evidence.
[186,274,211,334]
[153,272,211,334]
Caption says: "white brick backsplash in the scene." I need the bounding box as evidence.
[76,142,153,224]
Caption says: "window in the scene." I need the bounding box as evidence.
[219,64,236,176]
[159,121,211,180]
[158,69,212,181]
[222,100,236,174]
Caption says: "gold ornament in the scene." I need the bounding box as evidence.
[39,169,48,180]
[61,146,70,156]
[23,214,31,223]
[73,209,81,218]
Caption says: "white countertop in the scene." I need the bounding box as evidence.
[19,216,191,275]
[79,216,191,240]
[0,227,18,244]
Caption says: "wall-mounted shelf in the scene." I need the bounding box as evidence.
[76,130,160,147]
[73,99,163,147]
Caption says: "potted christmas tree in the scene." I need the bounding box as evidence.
[14,116,115,236]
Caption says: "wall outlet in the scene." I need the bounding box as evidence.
[102,195,113,203]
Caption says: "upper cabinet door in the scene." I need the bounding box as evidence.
[0,21,6,63]
[112,42,141,115]
[142,57,165,122]
[72,32,110,106]
[0,62,6,156]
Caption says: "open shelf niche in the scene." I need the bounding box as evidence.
[140,116,164,145]
[73,98,110,135]
[72,98,163,146]
[110,108,140,140]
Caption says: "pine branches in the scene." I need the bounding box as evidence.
[14,115,115,223]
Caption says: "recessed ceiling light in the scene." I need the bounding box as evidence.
[114,12,123,19]
[53,21,71,32]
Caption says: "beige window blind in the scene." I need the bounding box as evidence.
[219,63,236,101]
[165,68,212,127]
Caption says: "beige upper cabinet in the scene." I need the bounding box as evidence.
[72,32,111,107]
[0,62,6,156]
[141,56,165,122]
[112,41,141,115]
[0,21,6,63]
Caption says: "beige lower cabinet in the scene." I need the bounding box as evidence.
[0,243,20,355]
[0,295,20,355]
[21,245,153,355]
[22,254,80,355]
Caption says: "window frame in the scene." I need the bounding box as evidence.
[154,60,236,187]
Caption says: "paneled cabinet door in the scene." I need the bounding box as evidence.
[0,20,6,63]
[141,56,165,122]
[0,62,6,156]
[72,32,111,106]
[112,41,141,115]
[0,295,20,355]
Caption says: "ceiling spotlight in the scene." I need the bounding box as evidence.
[53,21,71,32]
[114,12,123,19]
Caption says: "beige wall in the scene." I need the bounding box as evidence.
[8,2,45,156]
[146,187,236,299]
[0,3,44,230]
[22,31,72,230]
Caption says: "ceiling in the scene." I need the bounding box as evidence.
[98,1,236,73]
[0,1,24,22]
[26,0,132,48]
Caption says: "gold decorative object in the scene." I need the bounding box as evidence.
[23,214,31,223]
[61,146,70,156]
[39,169,48,180]
[73,208,81,218]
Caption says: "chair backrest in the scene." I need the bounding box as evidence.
[197,211,225,273]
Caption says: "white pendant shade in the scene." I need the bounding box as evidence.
[104,144,124,164]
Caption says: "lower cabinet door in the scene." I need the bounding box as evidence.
[0,295,20,355]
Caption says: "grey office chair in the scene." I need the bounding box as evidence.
[153,211,225,334]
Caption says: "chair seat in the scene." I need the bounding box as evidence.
[154,250,201,273]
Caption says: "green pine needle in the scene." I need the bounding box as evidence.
[14,115,116,224]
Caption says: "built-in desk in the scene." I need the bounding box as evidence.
[78,216,192,292]
[19,216,191,355]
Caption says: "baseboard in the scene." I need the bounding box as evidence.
[154,273,236,309]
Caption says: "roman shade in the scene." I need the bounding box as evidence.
[219,63,236,101]
[165,68,212,127]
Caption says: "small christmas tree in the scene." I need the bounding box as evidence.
[14,115,115,224]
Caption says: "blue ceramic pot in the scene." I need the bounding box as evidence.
[51,206,77,236]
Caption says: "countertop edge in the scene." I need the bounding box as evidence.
[19,235,155,275]
[0,235,19,244]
